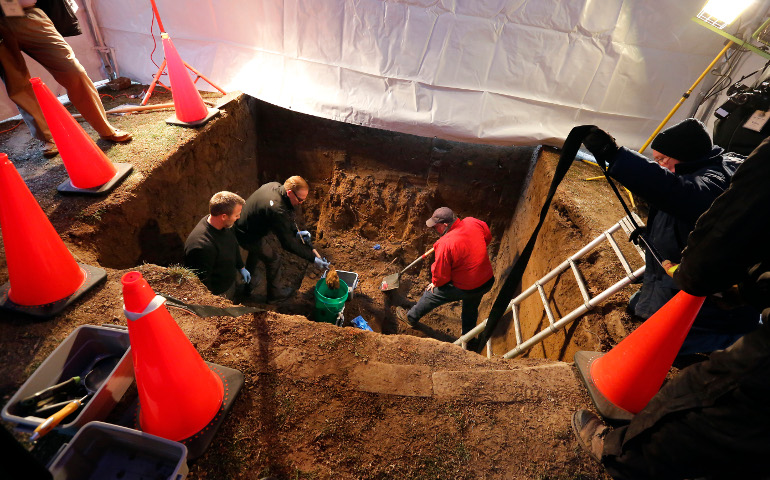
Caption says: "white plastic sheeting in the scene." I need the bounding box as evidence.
[0,0,735,148]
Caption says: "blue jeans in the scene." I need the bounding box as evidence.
[407,277,494,334]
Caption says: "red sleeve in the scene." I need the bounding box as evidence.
[482,221,491,245]
[431,243,452,287]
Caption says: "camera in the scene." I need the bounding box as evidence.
[715,81,770,119]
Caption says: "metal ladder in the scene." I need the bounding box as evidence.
[455,214,646,358]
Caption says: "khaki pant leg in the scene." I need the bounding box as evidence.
[5,9,116,137]
[0,18,51,141]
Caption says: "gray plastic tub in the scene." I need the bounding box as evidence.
[1,324,133,435]
[48,421,188,480]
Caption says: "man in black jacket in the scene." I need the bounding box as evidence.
[573,135,770,480]
[184,191,249,300]
[583,118,759,357]
[234,176,329,303]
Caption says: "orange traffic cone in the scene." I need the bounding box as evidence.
[574,291,706,421]
[161,33,219,126]
[0,153,106,318]
[29,78,132,195]
[121,271,243,459]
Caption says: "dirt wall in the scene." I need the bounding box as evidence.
[485,148,642,361]
[75,95,260,269]
[252,99,536,263]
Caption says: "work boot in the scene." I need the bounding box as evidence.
[572,410,609,463]
[395,306,418,329]
[267,285,294,304]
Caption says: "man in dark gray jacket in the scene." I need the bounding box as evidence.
[584,118,759,356]
[234,176,329,303]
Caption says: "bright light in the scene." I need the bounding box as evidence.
[697,0,755,29]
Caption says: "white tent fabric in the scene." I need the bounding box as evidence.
[0,0,739,149]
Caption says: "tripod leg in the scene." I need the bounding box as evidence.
[183,61,227,94]
[141,59,167,106]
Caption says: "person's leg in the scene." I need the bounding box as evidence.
[255,236,292,300]
[626,290,640,316]
[460,294,483,335]
[219,280,237,302]
[407,283,463,324]
[601,324,770,479]
[458,278,494,335]
[0,19,51,142]
[12,9,120,138]
[603,391,770,480]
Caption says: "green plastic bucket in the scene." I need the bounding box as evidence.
[314,278,348,324]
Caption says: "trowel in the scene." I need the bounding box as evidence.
[380,248,434,291]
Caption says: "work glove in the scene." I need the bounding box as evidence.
[583,126,619,168]
[314,257,330,269]
[296,230,312,243]
[240,268,251,284]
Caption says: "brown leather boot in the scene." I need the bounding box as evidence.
[572,409,609,463]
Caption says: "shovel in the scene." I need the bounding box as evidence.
[380,248,434,291]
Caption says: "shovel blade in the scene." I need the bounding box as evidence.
[380,273,400,291]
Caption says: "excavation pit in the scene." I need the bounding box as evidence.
[0,87,639,479]
[0,89,639,359]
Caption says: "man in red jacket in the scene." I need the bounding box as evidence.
[396,207,495,334]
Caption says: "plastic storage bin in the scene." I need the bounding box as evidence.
[1,324,133,435]
[48,421,189,480]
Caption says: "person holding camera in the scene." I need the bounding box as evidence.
[583,118,760,358]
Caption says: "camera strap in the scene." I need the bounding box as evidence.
[596,155,665,267]
[158,293,265,318]
[472,126,591,353]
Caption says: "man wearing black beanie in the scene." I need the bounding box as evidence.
[581,118,760,359]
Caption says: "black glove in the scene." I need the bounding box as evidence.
[738,261,770,311]
[583,126,619,168]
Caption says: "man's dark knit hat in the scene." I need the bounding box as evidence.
[651,118,712,162]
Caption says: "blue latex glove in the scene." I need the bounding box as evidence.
[314,257,330,269]
[296,230,311,243]
[240,268,251,284]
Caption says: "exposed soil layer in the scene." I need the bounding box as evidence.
[0,88,640,479]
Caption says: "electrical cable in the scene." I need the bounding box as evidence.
[0,121,23,135]
[700,48,747,105]
[702,55,769,104]
[149,12,164,73]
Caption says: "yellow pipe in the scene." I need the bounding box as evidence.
[638,41,734,154]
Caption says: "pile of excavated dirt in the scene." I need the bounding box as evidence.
[0,87,641,479]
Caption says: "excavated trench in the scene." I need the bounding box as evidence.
[73,95,634,360]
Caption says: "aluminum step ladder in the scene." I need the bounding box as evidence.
[456,214,646,358]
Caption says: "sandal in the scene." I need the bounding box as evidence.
[100,129,132,143]
[42,141,58,158]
